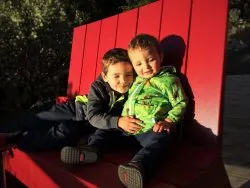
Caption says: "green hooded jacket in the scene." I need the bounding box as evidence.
[122,66,188,134]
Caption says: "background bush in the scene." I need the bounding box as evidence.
[0,0,87,112]
[0,0,249,114]
[0,0,129,113]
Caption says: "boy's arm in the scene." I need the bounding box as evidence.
[86,84,119,129]
[165,77,189,124]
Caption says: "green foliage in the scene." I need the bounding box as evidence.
[120,0,156,11]
[0,0,91,112]
[228,1,250,37]
[0,0,128,113]
[228,0,250,52]
[75,0,127,20]
[0,0,249,114]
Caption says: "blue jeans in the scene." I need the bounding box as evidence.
[0,99,95,151]
[88,129,172,179]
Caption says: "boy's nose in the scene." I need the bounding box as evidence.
[120,76,126,84]
[143,62,150,69]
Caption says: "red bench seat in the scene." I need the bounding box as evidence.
[2,0,231,187]
[3,144,227,188]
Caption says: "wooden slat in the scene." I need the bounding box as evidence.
[4,149,175,188]
[136,0,162,38]
[95,15,118,78]
[116,8,138,49]
[186,0,228,135]
[67,25,86,96]
[159,0,191,73]
[79,21,101,94]
[3,149,121,188]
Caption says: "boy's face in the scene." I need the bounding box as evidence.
[102,62,134,94]
[128,47,162,79]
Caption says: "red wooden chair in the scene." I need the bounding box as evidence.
[1,0,231,187]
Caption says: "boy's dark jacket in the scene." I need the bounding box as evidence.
[76,75,128,129]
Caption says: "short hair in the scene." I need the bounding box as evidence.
[128,34,161,55]
[102,48,131,75]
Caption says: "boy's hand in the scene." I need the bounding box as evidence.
[118,116,142,134]
[153,119,173,133]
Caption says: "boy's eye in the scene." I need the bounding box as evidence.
[148,57,155,62]
[113,75,119,79]
[126,74,133,77]
[135,62,141,66]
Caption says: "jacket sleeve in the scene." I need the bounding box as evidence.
[165,77,189,123]
[86,84,119,129]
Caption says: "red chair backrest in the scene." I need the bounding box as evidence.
[67,0,228,144]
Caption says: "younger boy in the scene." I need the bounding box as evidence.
[62,34,188,188]
[118,34,188,187]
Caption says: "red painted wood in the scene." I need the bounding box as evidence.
[186,0,228,136]
[79,21,101,94]
[159,0,191,73]
[56,96,69,104]
[95,15,118,78]
[4,149,174,188]
[136,0,162,38]
[67,25,86,96]
[3,149,120,188]
[104,145,218,170]
[3,0,229,187]
[116,8,138,48]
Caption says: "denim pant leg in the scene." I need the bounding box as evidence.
[21,99,81,150]
[0,99,77,134]
[0,111,57,135]
[132,130,172,179]
[1,112,62,151]
[4,99,92,151]
[36,98,77,122]
[88,129,128,155]
[19,120,95,151]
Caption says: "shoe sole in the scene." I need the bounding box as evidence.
[61,146,97,165]
[118,164,143,188]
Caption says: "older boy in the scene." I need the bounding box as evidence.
[0,48,137,152]
[61,48,141,163]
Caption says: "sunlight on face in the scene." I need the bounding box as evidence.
[102,62,134,94]
[128,47,162,79]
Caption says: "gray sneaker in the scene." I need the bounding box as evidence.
[118,162,144,188]
[60,146,98,165]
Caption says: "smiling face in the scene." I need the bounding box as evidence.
[102,61,134,94]
[128,47,162,79]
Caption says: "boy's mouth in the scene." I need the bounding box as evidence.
[143,70,153,75]
[121,85,129,89]
[119,85,128,89]
[118,86,130,93]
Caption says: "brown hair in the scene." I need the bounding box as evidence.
[102,48,131,75]
[128,33,161,55]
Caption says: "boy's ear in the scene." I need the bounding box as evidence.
[101,72,108,82]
